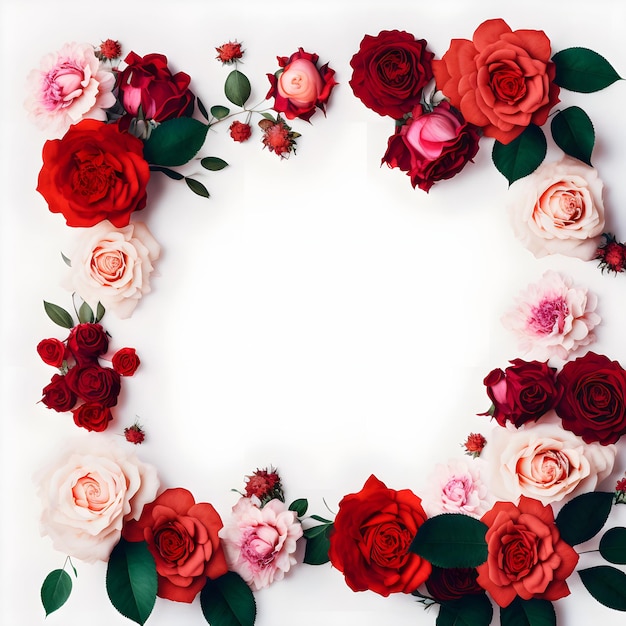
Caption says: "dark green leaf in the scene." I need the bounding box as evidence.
[579,566,626,611]
[304,523,332,539]
[552,47,622,93]
[200,571,256,626]
[224,70,251,107]
[185,177,210,198]
[43,301,74,329]
[550,106,595,165]
[149,165,184,180]
[197,97,209,121]
[61,252,72,267]
[41,569,72,616]
[201,157,229,171]
[304,523,332,565]
[106,539,157,625]
[410,514,488,568]
[501,598,556,626]
[600,527,626,564]
[77,301,94,324]
[95,302,106,323]
[288,498,308,517]
[211,105,230,120]
[492,125,547,185]
[436,594,492,626]
[260,112,276,122]
[555,491,613,545]
[310,514,333,524]
[143,117,209,167]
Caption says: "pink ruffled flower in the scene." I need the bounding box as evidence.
[218,497,302,590]
[501,270,600,361]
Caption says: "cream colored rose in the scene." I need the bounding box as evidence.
[36,438,159,562]
[64,220,160,319]
[509,157,605,259]
[483,415,615,505]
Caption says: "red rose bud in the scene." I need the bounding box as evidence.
[215,41,244,64]
[37,338,67,368]
[244,467,284,505]
[72,403,113,432]
[98,39,122,61]
[41,374,77,412]
[615,476,626,504]
[259,116,299,158]
[124,421,146,444]
[462,433,486,458]
[112,347,140,376]
[595,233,626,274]
[229,120,252,143]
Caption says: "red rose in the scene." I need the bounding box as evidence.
[328,475,431,596]
[266,48,337,122]
[37,119,150,228]
[229,120,252,143]
[67,323,109,363]
[382,102,480,192]
[349,31,434,119]
[72,403,113,432]
[432,19,560,144]
[65,364,121,407]
[118,52,195,122]
[555,351,626,445]
[477,497,578,607]
[41,374,77,412]
[215,41,244,65]
[122,487,228,603]
[37,338,67,367]
[481,359,560,428]
[112,347,140,376]
[425,566,483,602]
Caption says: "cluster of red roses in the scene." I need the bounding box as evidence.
[38,322,139,431]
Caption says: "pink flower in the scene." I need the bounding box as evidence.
[218,497,303,590]
[26,42,116,136]
[501,270,600,361]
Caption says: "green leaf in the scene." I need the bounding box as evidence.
[310,514,333,524]
[501,597,556,626]
[43,301,74,329]
[492,125,547,185]
[289,498,308,517]
[555,491,613,545]
[200,571,256,626]
[77,301,94,324]
[211,105,230,120]
[410,514,488,568]
[201,156,229,171]
[600,527,626,564]
[197,97,210,121]
[552,47,622,93]
[61,252,72,267]
[41,569,72,616]
[436,594,493,626]
[106,539,157,625]
[304,523,332,565]
[149,165,184,180]
[143,117,209,167]
[550,106,595,165]
[95,302,106,323]
[185,177,210,198]
[224,70,251,107]
[260,112,276,122]
[579,566,626,611]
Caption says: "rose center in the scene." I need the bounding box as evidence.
[42,59,88,110]
[527,296,569,335]
[442,476,472,506]
[529,450,569,485]
[241,528,278,569]
[154,522,193,564]
[377,50,410,86]
[72,472,110,511]
[489,63,526,104]
[93,248,126,281]
[71,150,117,203]
[554,190,584,222]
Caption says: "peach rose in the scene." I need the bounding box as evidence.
[509,157,605,259]
[63,220,160,319]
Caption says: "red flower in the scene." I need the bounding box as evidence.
[98,39,122,61]
[72,403,112,432]
[124,422,145,444]
[259,117,298,158]
[463,433,487,458]
[65,364,121,407]
[349,30,434,119]
[37,338,67,367]
[328,475,431,596]
[112,347,140,376]
[477,497,578,607]
[215,41,243,64]
[229,120,252,143]
[41,374,77,412]
[595,233,626,274]
[244,468,284,505]
[37,119,150,228]
[425,566,483,602]
[67,323,109,364]
[122,488,228,603]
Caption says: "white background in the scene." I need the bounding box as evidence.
[1,0,626,624]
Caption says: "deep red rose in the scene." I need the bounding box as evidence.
[37,119,150,228]
[432,19,560,144]
[65,364,121,407]
[41,374,77,412]
[122,487,228,603]
[112,347,140,376]
[37,338,67,367]
[481,359,560,428]
[266,48,337,122]
[476,497,578,607]
[425,566,483,602]
[555,351,626,445]
[124,422,146,444]
[328,474,431,596]
[349,30,434,119]
[229,120,252,142]
[72,403,113,432]
[382,102,480,192]
[67,323,109,363]
[118,52,195,122]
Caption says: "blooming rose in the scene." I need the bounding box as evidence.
[72,403,113,432]
[350,31,434,119]
[63,220,160,319]
[483,417,616,504]
[556,352,626,445]
[508,157,605,260]
[37,119,150,228]
[123,488,228,602]
[328,475,431,596]
[266,48,337,122]
[432,19,560,144]
[463,432,487,458]
[481,359,560,428]
[37,338,67,367]
[65,364,121,407]
[67,323,109,363]
[25,42,116,136]
[118,52,195,122]
[41,373,77,412]
[476,497,578,607]
[382,102,480,191]
[36,438,159,562]
[425,566,483,602]
[501,271,600,361]
[219,497,302,590]
[112,348,140,376]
